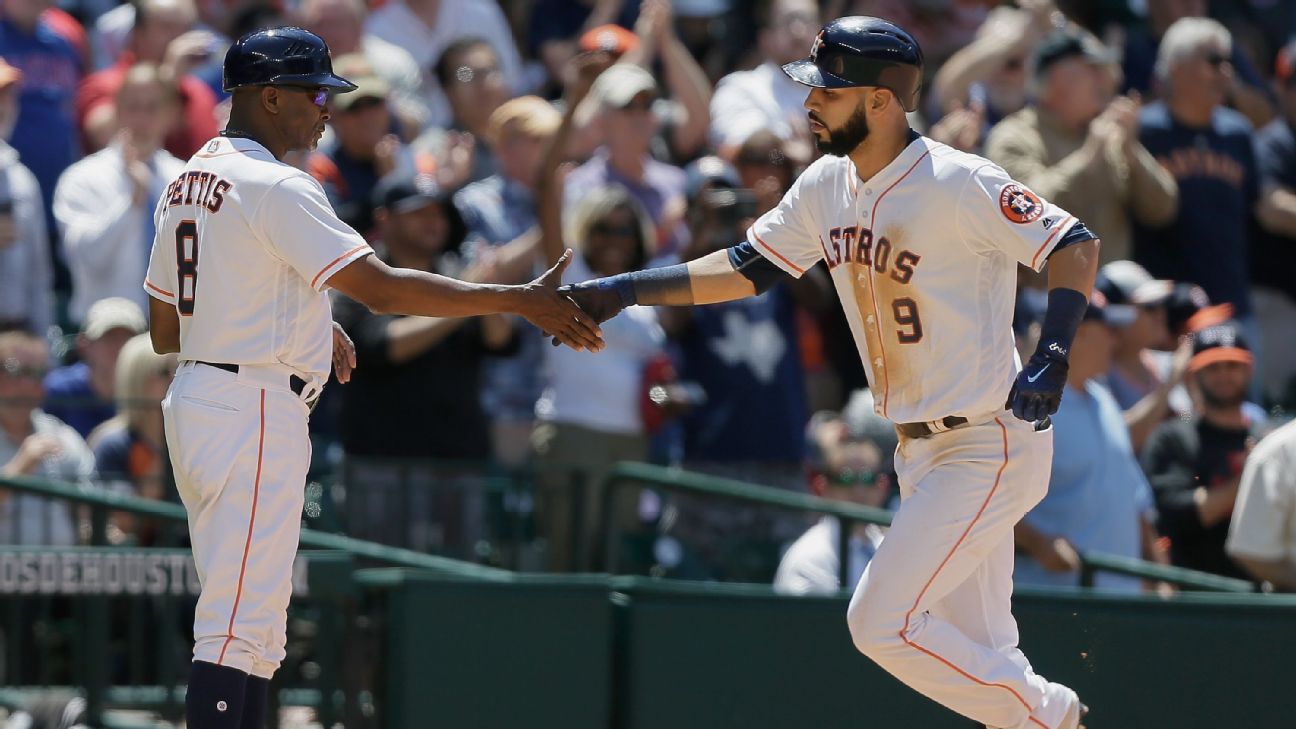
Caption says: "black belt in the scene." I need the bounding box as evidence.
[196,361,310,398]
[895,415,968,439]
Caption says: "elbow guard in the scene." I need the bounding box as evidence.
[728,240,789,295]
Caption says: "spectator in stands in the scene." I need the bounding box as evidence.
[455,95,561,465]
[0,58,51,337]
[613,0,712,160]
[1121,0,1274,128]
[930,1,1057,130]
[332,172,517,554]
[1142,322,1264,579]
[707,0,817,161]
[43,297,145,439]
[527,0,638,88]
[661,154,825,489]
[1250,39,1296,409]
[0,330,94,545]
[1227,418,1296,590]
[985,28,1178,265]
[77,0,219,158]
[410,37,510,189]
[1014,292,1165,593]
[1132,18,1258,334]
[364,0,524,129]
[57,64,185,324]
[565,62,687,258]
[308,55,414,238]
[774,408,891,596]
[297,0,427,131]
[0,0,82,237]
[1096,261,1194,452]
[533,63,667,571]
[87,332,176,544]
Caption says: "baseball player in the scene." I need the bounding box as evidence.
[563,17,1096,729]
[143,27,602,729]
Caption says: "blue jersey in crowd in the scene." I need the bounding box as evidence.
[1253,118,1296,302]
[1133,102,1257,316]
[43,362,114,439]
[677,286,806,464]
[0,18,80,233]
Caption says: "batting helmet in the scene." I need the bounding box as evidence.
[223,26,357,93]
[782,16,924,112]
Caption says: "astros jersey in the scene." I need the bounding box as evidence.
[749,134,1080,424]
[144,136,372,380]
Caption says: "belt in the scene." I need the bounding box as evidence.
[195,361,316,406]
[895,415,969,439]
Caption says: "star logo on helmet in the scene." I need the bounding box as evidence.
[810,31,825,61]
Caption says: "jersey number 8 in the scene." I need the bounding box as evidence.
[175,220,198,316]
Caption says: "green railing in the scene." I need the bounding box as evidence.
[0,473,505,728]
[599,462,1258,593]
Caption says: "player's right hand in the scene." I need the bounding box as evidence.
[521,250,605,352]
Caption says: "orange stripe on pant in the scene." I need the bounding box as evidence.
[895,418,1056,729]
[217,388,266,666]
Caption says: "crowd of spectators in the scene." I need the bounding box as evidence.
[1,0,1295,588]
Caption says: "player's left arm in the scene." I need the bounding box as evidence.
[1006,228,1100,422]
[148,296,181,354]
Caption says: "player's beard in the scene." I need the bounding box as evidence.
[816,103,870,157]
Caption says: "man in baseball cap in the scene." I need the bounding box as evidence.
[44,297,148,438]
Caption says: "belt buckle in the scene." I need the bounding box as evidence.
[926,417,953,435]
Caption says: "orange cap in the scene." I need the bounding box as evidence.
[579,24,639,55]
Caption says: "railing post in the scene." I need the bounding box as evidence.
[599,472,617,574]
[1079,559,1096,588]
[837,517,852,590]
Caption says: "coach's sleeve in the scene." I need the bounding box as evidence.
[257,173,373,291]
[957,163,1087,271]
[143,197,177,304]
[745,168,824,278]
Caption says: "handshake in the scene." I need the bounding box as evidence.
[512,250,632,352]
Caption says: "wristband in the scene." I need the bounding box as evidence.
[1035,287,1088,360]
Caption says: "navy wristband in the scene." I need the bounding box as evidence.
[595,275,638,307]
[1035,287,1087,360]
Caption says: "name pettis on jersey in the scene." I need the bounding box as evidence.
[821,225,921,283]
[164,170,233,213]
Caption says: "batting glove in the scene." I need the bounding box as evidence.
[1006,347,1069,422]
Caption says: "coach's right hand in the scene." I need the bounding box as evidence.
[520,250,605,352]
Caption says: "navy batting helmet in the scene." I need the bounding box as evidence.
[223,26,357,93]
[782,16,924,112]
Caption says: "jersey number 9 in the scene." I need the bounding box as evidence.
[892,297,923,343]
[176,220,198,316]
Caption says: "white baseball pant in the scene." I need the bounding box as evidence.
[163,362,312,678]
[847,413,1082,729]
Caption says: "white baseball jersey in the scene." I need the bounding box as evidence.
[143,136,373,380]
[749,134,1080,424]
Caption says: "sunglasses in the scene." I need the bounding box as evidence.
[1,358,48,379]
[276,85,329,108]
[827,469,879,487]
[452,65,503,85]
[1203,52,1229,68]
[589,221,639,238]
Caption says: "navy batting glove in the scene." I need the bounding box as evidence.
[1006,348,1069,422]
